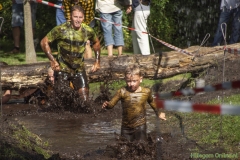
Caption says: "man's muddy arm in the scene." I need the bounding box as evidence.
[40,37,60,71]
[91,38,101,72]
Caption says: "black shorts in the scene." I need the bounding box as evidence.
[121,124,147,142]
[55,70,89,90]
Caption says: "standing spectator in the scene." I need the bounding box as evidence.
[96,0,130,57]
[212,0,240,46]
[40,5,101,102]
[9,0,37,53]
[56,0,66,25]
[63,0,95,58]
[130,0,151,55]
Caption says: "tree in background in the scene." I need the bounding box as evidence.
[24,1,37,63]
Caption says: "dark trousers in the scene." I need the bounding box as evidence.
[212,6,240,46]
[121,124,147,142]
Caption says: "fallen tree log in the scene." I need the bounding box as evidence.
[1,44,239,90]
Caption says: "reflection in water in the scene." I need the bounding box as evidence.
[13,116,121,154]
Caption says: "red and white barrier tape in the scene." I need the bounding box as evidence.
[148,34,194,56]
[155,99,240,115]
[213,47,240,55]
[95,17,194,56]
[158,80,240,99]
[33,0,63,9]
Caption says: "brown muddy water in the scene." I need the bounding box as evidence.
[1,99,160,158]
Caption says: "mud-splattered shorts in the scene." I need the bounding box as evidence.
[55,70,89,90]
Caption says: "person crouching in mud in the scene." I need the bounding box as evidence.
[102,64,166,142]
[40,5,101,102]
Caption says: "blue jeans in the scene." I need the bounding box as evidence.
[100,10,124,47]
[56,1,66,26]
[212,6,240,46]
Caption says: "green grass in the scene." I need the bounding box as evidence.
[12,124,50,159]
[165,94,240,153]
[208,94,240,105]
[0,123,51,159]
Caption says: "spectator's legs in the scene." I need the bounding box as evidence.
[132,4,150,55]
[56,1,66,25]
[107,45,113,57]
[229,7,240,44]
[212,7,232,46]
[11,3,23,53]
[112,10,124,56]
[117,46,122,56]
[100,12,114,57]
[12,26,21,52]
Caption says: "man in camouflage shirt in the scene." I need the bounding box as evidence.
[40,5,101,101]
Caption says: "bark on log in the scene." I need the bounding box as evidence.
[1,44,239,90]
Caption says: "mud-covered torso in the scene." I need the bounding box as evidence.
[108,87,158,128]
[46,22,97,74]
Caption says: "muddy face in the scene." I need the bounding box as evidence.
[125,74,143,92]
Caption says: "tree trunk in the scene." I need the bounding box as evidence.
[24,1,37,63]
[0,44,238,90]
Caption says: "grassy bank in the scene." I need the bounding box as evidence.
[0,120,52,159]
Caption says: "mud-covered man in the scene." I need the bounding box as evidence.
[102,64,166,142]
[40,5,101,101]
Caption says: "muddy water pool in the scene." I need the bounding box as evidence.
[2,101,159,155]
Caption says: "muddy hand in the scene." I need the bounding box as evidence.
[50,60,60,71]
[102,101,109,109]
[159,112,167,120]
[91,61,100,72]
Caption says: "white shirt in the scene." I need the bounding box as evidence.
[220,0,240,9]
[95,0,121,13]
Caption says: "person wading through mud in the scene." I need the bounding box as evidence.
[40,5,101,102]
[102,64,166,142]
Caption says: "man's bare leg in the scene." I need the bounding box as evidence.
[78,87,89,101]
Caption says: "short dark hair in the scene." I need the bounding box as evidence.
[71,5,85,15]
[125,64,142,77]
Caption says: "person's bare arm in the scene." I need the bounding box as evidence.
[91,37,101,72]
[40,37,60,71]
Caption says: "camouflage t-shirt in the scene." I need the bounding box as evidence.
[46,22,98,74]
[106,86,159,128]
